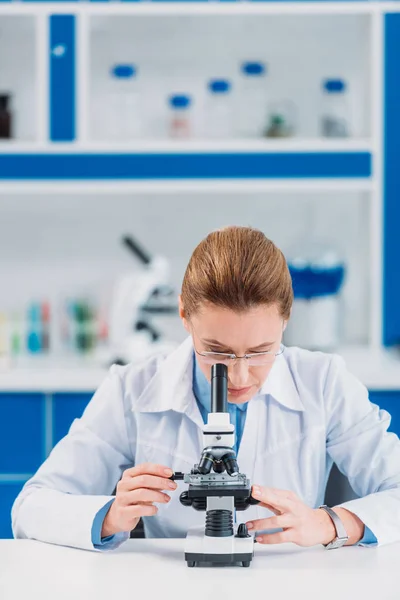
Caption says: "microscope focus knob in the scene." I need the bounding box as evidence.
[179,491,193,507]
[236,523,250,538]
[247,494,261,506]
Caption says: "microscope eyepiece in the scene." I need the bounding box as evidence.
[211,363,228,413]
[211,364,228,380]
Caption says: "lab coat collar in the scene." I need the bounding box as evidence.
[130,336,196,415]
[131,337,304,415]
[259,350,305,412]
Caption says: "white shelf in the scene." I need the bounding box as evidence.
[0,139,373,154]
[0,2,392,17]
[0,178,374,194]
[1,345,400,393]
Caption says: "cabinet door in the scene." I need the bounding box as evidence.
[0,394,45,474]
[384,14,400,346]
[369,391,400,436]
[50,15,76,142]
[0,482,25,539]
[53,393,93,446]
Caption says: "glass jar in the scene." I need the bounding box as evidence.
[205,79,232,139]
[238,61,267,137]
[168,94,192,139]
[321,78,350,138]
[108,64,141,140]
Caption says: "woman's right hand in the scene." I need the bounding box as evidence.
[101,463,177,538]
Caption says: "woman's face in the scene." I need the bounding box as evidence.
[180,301,286,405]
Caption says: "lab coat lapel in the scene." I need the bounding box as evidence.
[236,395,262,482]
[130,336,204,430]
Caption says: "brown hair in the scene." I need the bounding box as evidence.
[181,226,293,319]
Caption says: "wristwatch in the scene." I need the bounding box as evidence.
[318,505,349,549]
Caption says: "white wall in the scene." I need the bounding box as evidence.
[0,191,370,346]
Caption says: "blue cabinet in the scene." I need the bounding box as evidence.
[383,14,400,346]
[0,394,45,474]
[369,391,400,436]
[0,482,25,539]
[53,392,93,446]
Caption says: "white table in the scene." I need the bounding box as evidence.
[0,539,399,600]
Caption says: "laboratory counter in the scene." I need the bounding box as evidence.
[0,539,399,600]
[1,345,400,392]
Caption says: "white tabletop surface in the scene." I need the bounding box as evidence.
[0,539,399,600]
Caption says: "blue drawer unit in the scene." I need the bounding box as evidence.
[0,394,45,474]
[0,482,25,539]
[53,393,93,446]
[369,392,400,436]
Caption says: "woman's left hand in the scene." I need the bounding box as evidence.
[246,485,337,547]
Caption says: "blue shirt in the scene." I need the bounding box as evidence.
[92,354,376,547]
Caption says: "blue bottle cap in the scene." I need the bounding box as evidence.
[208,79,231,94]
[323,79,346,93]
[169,94,192,109]
[241,62,267,76]
[111,64,137,79]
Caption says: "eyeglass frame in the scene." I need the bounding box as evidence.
[191,326,285,367]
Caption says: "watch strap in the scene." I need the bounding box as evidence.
[319,505,349,549]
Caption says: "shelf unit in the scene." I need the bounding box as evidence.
[0,1,387,350]
[0,2,397,347]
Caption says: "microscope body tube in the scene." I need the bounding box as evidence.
[211,363,228,413]
[203,363,235,454]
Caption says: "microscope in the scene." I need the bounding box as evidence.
[171,363,259,567]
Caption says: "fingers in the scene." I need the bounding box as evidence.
[256,503,281,516]
[255,530,293,545]
[246,514,294,532]
[121,489,171,507]
[122,503,159,528]
[119,473,177,493]
[252,486,297,513]
[124,463,173,479]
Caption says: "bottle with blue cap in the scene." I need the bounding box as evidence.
[108,63,141,140]
[205,79,232,139]
[238,61,268,137]
[321,78,349,138]
[168,94,192,139]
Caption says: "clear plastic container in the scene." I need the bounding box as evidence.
[108,64,141,140]
[238,61,267,138]
[168,94,192,139]
[284,245,346,351]
[205,79,232,139]
[321,79,350,138]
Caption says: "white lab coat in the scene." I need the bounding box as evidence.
[12,337,400,550]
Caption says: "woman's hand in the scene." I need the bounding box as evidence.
[101,463,177,538]
[246,485,346,547]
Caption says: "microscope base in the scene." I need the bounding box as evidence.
[184,525,255,568]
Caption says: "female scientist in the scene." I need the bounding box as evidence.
[12,226,400,551]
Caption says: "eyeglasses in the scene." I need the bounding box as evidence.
[194,344,284,367]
